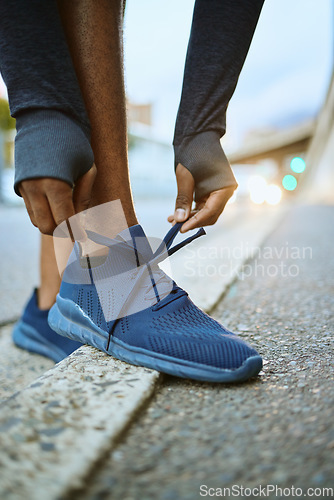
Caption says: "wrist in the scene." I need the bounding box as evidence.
[173,130,237,202]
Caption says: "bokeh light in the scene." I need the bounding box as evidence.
[282,174,297,191]
[248,175,267,204]
[265,184,282,205]
[290,157,306,174]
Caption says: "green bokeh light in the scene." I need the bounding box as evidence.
[282,174,297,191]
[290,157,306,173]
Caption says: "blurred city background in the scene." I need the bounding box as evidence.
[0,0,333,211]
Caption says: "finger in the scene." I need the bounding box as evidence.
[73,163,97,213]
[180,207,211,233]
[181,190,231,233]
[48,182,91,242]
[48,190,86,242]
[19,186,38,228]
[46,185,75,228]
[193,198,207,212]
[167,208,199,224]
[31,194,57,235]
[181,187,234,233]
[19,181,58,234]
[174,163,194,222]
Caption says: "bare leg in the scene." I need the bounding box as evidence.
[57,0,137,228]
[38,234,62,309]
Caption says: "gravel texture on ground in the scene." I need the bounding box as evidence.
[0,325,53,404]
[76,204,334,500]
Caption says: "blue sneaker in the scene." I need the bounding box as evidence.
[48,223,262,382]
[13,289,82,363]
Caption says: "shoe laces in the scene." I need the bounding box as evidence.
[85,223,205,350]
[136,222,205,304]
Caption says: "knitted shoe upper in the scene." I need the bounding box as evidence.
[113,292,258,370]
[61,224,175,322]
[19,289,82,354]
[59,223,259,371]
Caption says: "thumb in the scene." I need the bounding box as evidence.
[174,163,194,222]
[73,163,97,214]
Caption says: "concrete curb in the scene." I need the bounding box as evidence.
[0,346,160,499]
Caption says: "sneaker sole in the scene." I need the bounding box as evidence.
[48,295,263,383]
[12,320,67,363]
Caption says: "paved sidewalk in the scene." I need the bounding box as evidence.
[0,325,53,404]
[77,204,334,500]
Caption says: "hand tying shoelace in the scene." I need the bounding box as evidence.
[84,221,204,306]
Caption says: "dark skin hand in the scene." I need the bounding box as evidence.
[168,163,235,233]
[19,164,96,235]
[19,163,232,236]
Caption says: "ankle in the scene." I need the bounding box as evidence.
[37,287,58,310]
[121,199,138,228]
[126,212,139,228]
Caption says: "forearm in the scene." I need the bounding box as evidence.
[57,0,138,226]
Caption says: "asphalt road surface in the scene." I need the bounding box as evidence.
[77,204,334,500]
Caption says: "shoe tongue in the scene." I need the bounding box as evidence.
[83,224,155,273]
[84,224,154,264]
[86,224,173,322]
[114,224,154,263]
[115,224,146,241]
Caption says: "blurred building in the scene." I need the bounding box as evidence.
[126,99,174,200]
[127,101,152,127]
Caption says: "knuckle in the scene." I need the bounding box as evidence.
[208,215,218,225]
[38,221,56,235]
[44,179,71,198]
[21,181,40,197]
[49,185,71,200]
[27,209,35,221]
[54,215,67,227]
[176,193,191,206]
[77,196,91,208]
[29,215,38,228]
